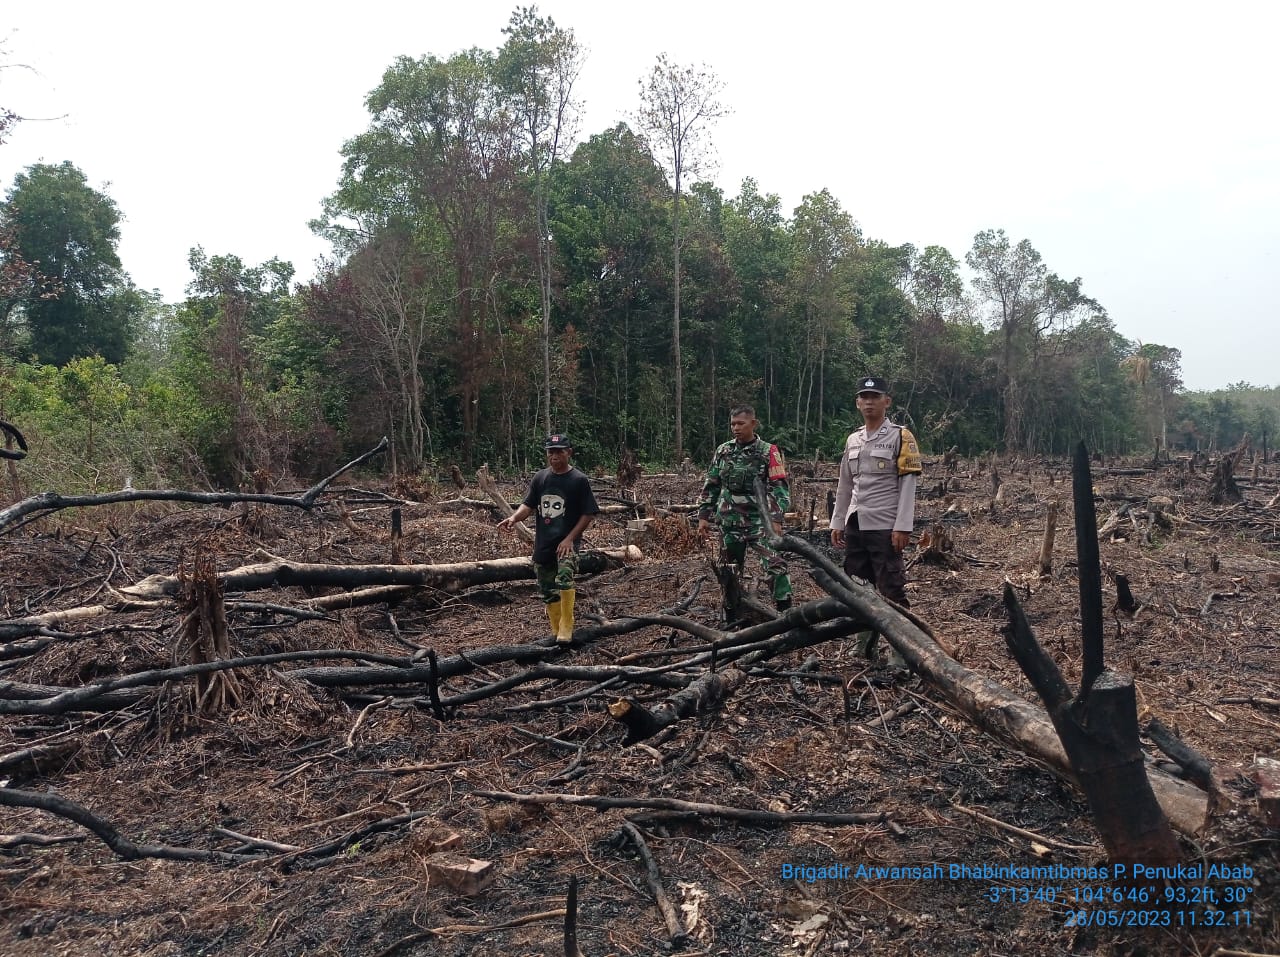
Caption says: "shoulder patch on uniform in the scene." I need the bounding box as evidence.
[767,444,787,481]
[897,428,923,475]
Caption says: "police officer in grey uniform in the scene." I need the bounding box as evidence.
[830,377,923,662]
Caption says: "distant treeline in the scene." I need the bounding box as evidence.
[2,10,1276,492]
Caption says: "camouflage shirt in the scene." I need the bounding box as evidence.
[697,437,790,523]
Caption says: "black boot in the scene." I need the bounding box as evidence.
[775,597,792,613]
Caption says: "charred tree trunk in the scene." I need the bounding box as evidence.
[1001,443,1180,867]
[609,667,749,744]
[713,563,775,626]
[1208,435,1250,505]
[175,553,242,718]
[1004,589,1181,866]
[1,420,26,502]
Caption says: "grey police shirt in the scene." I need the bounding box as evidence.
[829,422,920,532]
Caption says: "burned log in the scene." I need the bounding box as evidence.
[0,679,151,712]
[0,548,641,636]
[609,667,750,744]
[0,437,388,533]
[118,547,641,600]
[475,789,891,827]
[0,650,407,716]
[0,420,28,460]
[1145,718,1220,796]
[618,822,687,947]
[0,786,246,864]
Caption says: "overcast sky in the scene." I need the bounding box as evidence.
[3,0,1277,391]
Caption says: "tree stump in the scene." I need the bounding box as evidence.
[1208,436,1250,505]
[1037,500,1059,577]
[617,447,642,490]
[174,553,242,720]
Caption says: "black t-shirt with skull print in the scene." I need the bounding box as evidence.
[522,466,600,565]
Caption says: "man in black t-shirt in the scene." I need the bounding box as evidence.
[497,433,600,644]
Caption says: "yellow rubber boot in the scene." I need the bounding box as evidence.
[556,588,576,645]
[546,600,562,637]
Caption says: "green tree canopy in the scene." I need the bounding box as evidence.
[2,161,140,366]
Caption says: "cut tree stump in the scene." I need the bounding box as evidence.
[1208,436,1250,505]
[1253,757,1280,828]
[1038,500,1059,577]
[625,518,655,547]
[425,852,497,895]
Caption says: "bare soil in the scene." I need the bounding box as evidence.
[1,458,1278,956]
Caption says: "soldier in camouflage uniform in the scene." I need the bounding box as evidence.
[697,405,793,610]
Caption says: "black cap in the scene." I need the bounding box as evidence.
[856,376,889,395]
[544,433,572,449]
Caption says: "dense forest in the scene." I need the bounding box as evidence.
[1,10,1277,493]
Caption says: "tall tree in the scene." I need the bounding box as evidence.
[3,161,140,365]
[722,179,790,424]
[680,181,740,454]
[323,51,529,467]
[173,249,296,483]
[1122,342,1183,453]
[345,230,444,470]
[966,229,1101,451]
[0,213,56,356]
[636,55,728,458]
[894,244,987,449]
[903,244,966,326]
[497,6,583,433]
[787,189,859,444]
[551,123,669,456]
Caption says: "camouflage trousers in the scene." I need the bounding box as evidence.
[718,510,792,602]
[535,551,579,603]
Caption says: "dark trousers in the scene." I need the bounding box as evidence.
[842,514,909,606]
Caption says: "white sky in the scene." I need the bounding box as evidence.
[3,0,1278,391]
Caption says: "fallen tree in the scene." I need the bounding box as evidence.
[773,534,1210,837]
[0,437,388,534]
[0,547,642,635]
[117,546,643,600]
